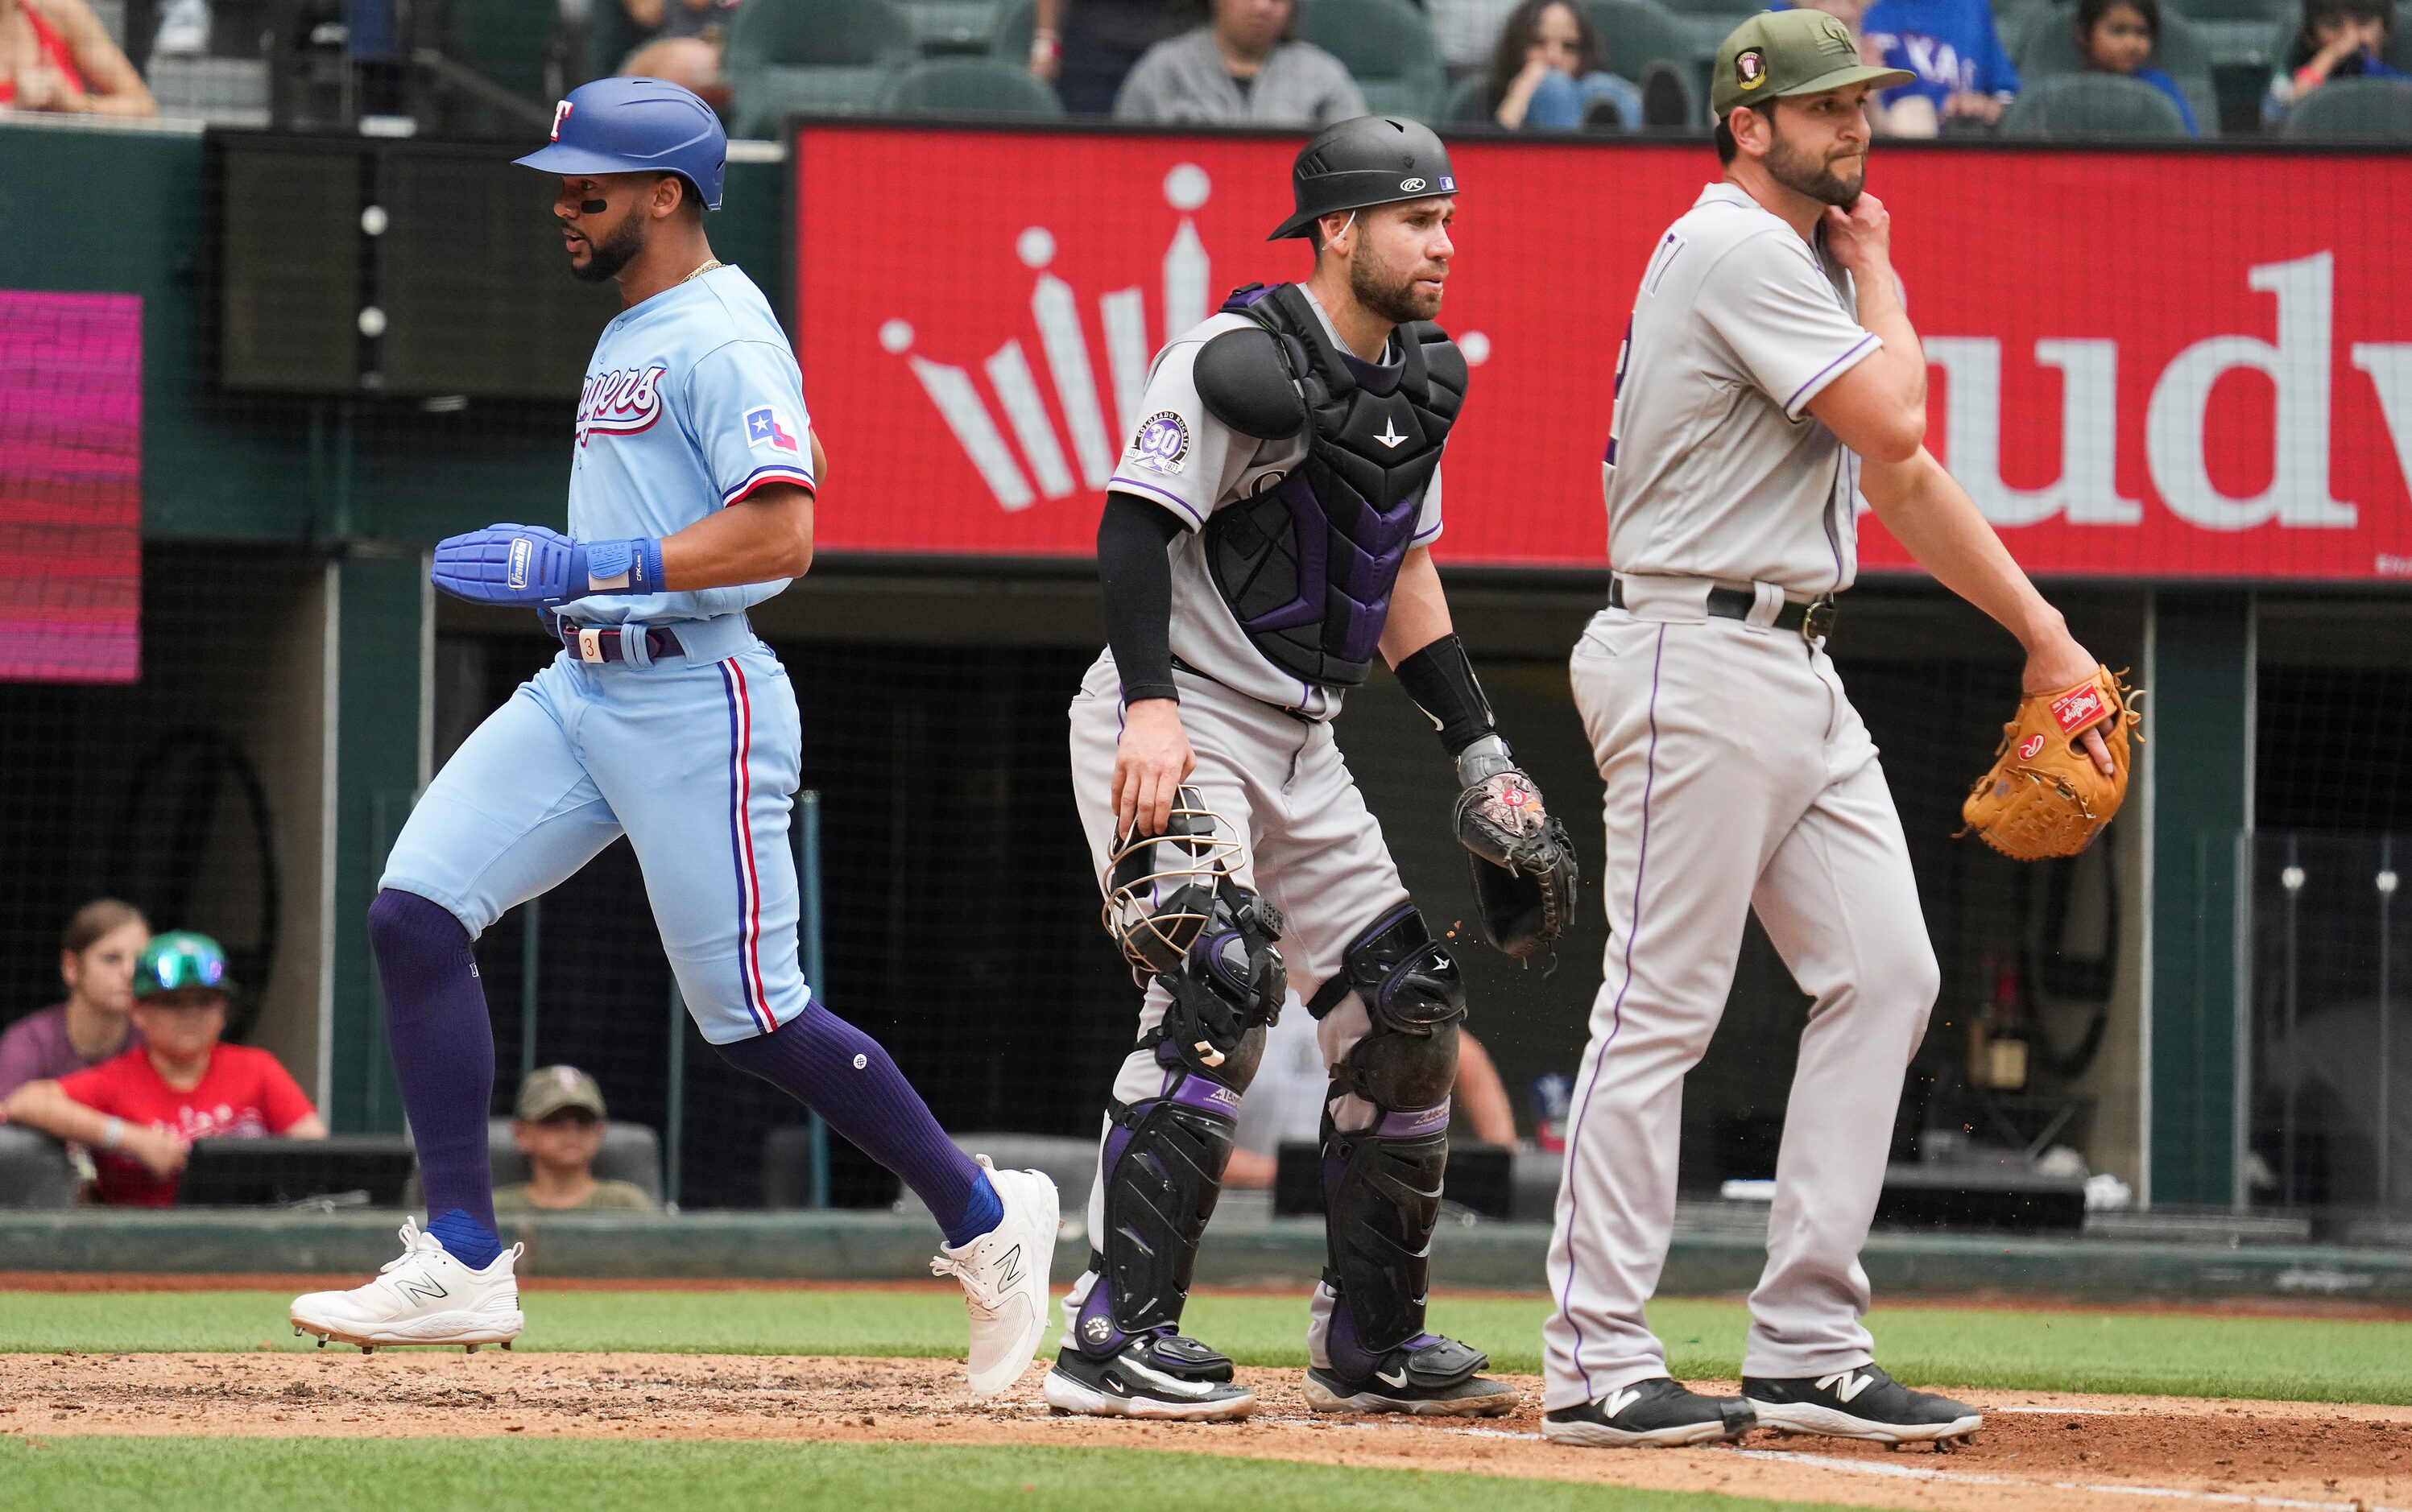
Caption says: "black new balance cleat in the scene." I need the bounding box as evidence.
[1543,1378,1757,1448]
[1303,1335,1518,1417]
[1043,1333,1255,1421]
[1743,1366,1981,1444]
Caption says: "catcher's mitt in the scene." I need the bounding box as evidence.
[1453,750,1579,959]
[1960,665,2142,861]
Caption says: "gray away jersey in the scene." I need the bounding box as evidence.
[1602,183,1877,597]
[1107,287,1444,718]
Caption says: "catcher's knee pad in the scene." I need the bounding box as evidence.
[1313,905,1465,1109]
[1154,886,1285,1078]
[1084,1056,1253,1352]
[1319,1100,1450,1361]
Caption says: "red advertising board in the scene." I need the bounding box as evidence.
[795,126,2412,581]
[0,291,142,682]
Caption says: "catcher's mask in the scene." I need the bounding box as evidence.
[1100,787,1245,981]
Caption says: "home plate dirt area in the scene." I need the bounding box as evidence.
[4,1353,2407,1512]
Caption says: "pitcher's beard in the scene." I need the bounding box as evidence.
[1766,128,1865,207]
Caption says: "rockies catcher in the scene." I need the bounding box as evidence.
[1049,117,1579,1423]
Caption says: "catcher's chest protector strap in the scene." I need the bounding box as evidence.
[1201,283,1467,691]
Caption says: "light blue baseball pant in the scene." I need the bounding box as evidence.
[381,637,805,1044]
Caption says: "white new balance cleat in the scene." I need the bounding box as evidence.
[290,1217,525,1353]
[931,1156,1061,1398]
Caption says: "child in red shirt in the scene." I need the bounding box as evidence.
[1,932,324,1205]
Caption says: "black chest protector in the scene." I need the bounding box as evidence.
[1192,283,1467,691]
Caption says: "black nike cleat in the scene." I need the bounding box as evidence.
[1042,1333,1255,1421]
[1303,1335,1518,1417]
[1743,1365,1982,1444]
[1543,1378,1758,1448]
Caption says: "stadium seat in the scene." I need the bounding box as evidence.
[877,56,1063,114]
[2164,0,2282,22]
[482,1117,666,1204]
[1444,71,1496,122]
[1298,0,1447,119]
[2016,3,2220,131]
[726,0,917,137]
[2282,75,2412,136]
[443,0,557,102]
[896,0,1003,55]
[1579,0,1699,89]
[0,1125,78,1209]
[988,0,1037,62]
[1999,70,2195,133]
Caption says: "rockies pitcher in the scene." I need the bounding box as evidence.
[288,79,1058,1394]
[1049,117,1578,1423]
[1541,10,2114,1448]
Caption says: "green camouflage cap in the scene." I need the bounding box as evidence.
[516,1064,607,1122]
[1712,9,1913,119]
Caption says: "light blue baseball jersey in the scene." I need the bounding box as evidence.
[565,264,817,626]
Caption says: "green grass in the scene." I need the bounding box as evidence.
[0,1438,1831,1512]
[6,1287,2410,1404]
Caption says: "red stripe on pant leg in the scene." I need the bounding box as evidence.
[729,660,773,1034]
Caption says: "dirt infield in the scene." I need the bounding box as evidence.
[4,1352,2406,1511]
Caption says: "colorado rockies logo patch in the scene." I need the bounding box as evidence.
[1130,411,1190,475]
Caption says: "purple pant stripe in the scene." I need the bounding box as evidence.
[1554,622,1666,1399]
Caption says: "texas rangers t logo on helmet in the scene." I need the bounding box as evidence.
[549,100,573,141]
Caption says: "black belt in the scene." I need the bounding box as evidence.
[1610,579,1837,644]
[559,623,683,663]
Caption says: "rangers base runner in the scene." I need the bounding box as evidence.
[288,78,1057,1396]
[1049,116,1578,1423]
[1541,10,2120,1449]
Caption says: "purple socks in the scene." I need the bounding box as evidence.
[368,888,502,1270]
[368,886,1000,1262]
[718,1002,999,1246]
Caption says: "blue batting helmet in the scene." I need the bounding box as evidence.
[515,76,726,212]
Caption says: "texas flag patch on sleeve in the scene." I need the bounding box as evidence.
[744,405,801,455]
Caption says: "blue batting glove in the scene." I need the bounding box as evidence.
[430,525,663,606]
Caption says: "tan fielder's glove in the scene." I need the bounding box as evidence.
[1960,665,2142,861]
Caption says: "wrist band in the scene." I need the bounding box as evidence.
[101,1116,125,1151]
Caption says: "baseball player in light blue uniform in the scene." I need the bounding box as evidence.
[290,80,1057,1395]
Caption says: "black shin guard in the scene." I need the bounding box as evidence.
[1094,1068,1242,1341]
[1318,905,1467,1369]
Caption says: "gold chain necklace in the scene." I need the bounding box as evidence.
[681,258,724,284]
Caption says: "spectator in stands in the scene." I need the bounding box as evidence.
[0,901,147,1103]
[1860,0,2019,133]
[1225,997,1520,1188]
[2265,0,2406,125]
[1031,0,1181,115]
[1485,0,1644,130]
[1,932,323,1205]
[2075,0,2199,134]
[1114,0,1365,126]
[618,0,735,105]
[0,0,155,114]
[493,1065,658,1213]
